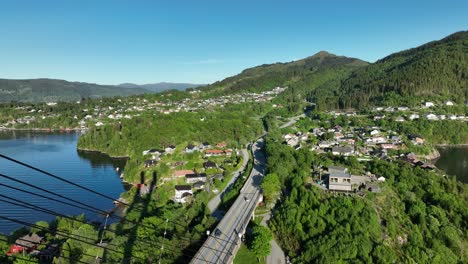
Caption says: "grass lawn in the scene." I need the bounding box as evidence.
[234,244,265,264]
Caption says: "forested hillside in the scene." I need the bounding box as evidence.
[265,134,468,263]
[0,78,151,103]
[338,31,468,108]
[201,51,368,101]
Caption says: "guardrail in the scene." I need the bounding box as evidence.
[220,191,261,264]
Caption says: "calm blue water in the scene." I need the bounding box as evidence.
[0,131,126,234]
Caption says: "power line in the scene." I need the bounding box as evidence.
[0,172,111,216]
[0,171,235,250]
[0,155,242,261]
[0,154,127,206]
[0,236,90,264]
[0,182,105,215]
[0,215,146,262]
[0,195,228,262]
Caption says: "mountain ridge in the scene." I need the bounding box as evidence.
[0,78,151,103]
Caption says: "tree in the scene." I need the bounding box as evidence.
[250,225,272,262]
[261,173,281,206]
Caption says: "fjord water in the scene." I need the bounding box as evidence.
[435,146,468,183]
[0,131,126,234]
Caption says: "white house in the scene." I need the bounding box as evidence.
[425,102,435,107]
[426,113,438,120]
[174,185,193,203]
[409,114,420,120]
[445,101,454,106]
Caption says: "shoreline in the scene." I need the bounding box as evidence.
[77,147,129,159]
[0,127,87,132]
[435,144,468,147]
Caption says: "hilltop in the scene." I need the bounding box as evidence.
[200,51,369,99]
[337,31,468,108]
[0,78,151,103]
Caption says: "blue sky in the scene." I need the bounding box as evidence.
[0,0,466,85]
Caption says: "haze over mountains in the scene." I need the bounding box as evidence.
[0,31,466,106]
[0,79,203,103]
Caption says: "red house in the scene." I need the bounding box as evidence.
[7,233,43,256]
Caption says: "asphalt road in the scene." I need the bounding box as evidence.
[207,149,249,214]
[190,139,266,264]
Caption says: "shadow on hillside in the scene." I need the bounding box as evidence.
[102,171,157,263]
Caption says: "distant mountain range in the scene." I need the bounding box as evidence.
[118,82,204,93]
[0,79,203,103]
[1,31,465,107]
[0,78,152,103]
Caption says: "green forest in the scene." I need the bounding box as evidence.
[264,133,467,263]
[338,31,468,109]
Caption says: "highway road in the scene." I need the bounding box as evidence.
[207,149,249,214]
[190,139,266,264]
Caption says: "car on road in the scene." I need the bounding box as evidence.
[244,196,250,202]
[214,228,222,237]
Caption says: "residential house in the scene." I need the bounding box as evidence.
[425,102,435,107]
[205,149,224,157]
[379,143,398,150]
[331,146,354,156]
[409,135,425,145]
[395,116,405,122]
[409,114,420,120]
[224,149,233,156]
[199,142,211,150]
[318,140,335,148]
[186,173,207,184]
[286,137,299,147]
[445,101,454,106]
[164,145,176,154]
[328,171,352,192]
[7,233,44,256]
[203,161,217,169]
[173,170,195,178]
[174,185,193,203]
[216,142,227,148]
[426,113,438,120]
[193,181,205,190]
[185,144,199,153]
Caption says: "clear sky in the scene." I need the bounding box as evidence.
[0,0,466,85]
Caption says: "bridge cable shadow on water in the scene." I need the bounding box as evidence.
[101,170,157,264]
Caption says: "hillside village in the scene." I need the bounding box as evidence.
[0,87,287,130]
[279,100,467,195]
[130,140,243,204]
